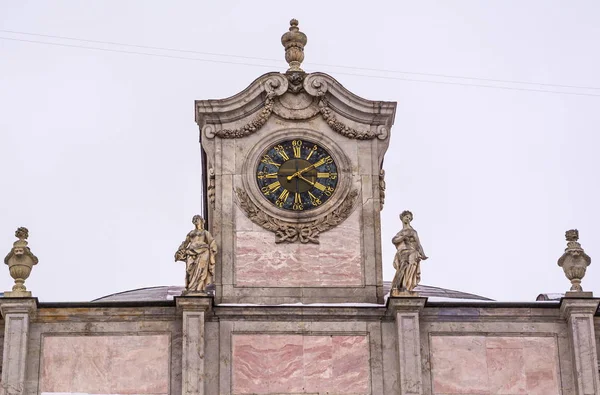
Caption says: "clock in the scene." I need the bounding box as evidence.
[256,139,339,211]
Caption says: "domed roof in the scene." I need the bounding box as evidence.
[92,282,492,303]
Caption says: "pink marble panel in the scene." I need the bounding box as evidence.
[430,336,560,395]
[303,335,333,392]
[486,348,526,394]
[522,337,560,395]
[332,336,370,393]
[40,334,169,394]
[430,335,489,394]
[232,334,370,394]
[235,207,362,287]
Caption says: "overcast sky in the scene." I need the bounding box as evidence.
[1,1,599,302]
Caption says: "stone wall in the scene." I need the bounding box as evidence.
[0,299,596,394]
[235,207,362,287]
[40,334,169,394]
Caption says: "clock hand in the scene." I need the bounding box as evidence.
[298,174,315,186]
[287,162,317,181]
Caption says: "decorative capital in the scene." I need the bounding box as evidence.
[281,19,307,72]
[558,229,591,293]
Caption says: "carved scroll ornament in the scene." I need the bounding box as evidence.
[206,76,287,139]
[235,187,358,244]
[305,76,387,140]
[212,95,274,139]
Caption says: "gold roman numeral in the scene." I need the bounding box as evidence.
[308,191,322,206]
[306,145,318,160]
[313,156,333,168]
[275,189,290,207]
[314,182,326,192]
[274,145,290,161]
[293,193,304,211]
[261,155,280,167]
[257,171,279,180]
[317,172,337,180]
[261,181,281,195]
[292,140,302,158]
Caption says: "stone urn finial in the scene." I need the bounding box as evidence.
[4,227,38,297]
[281,19,307,72]
[557,229,591,293]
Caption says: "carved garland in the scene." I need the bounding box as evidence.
[235,187,359,244]
[213,95,274,139]
[317,96,380,140]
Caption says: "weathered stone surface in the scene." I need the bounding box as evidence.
[0,298,36,395]
[388,297,426,395]
[235,207,362,287]
[177,296,212,395]
[40,334,169,393]
[430,335,560,395]
[560,298,600,395]
[196,70,395,304]
[231,334,370,394]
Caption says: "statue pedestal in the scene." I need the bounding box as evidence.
[4,290,32,298]
[176,296,213,395]
[560,297,600,395]
[390,289,418,297]
[564,291,594,298]
[0,298,37,394]
[387,297,427,395]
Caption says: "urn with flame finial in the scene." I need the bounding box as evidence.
[4,227,38,297]
[557,229,591,293]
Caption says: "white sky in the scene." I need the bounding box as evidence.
[1,1,599,302]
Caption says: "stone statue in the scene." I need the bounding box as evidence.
[391,211,428,296]
[557,229,591,293]
[175,215,217,295]
[4,227,38,297]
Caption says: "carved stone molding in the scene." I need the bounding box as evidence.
[379,169,386,211]
[304,75,383,140]
[235,187,359,244]
[318,96,382,140]
[209,96,274,139]
[207,167,216,209]
[204,76,287,139]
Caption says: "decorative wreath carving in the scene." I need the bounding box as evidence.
[213,95,274,139]
[235,187,359,244]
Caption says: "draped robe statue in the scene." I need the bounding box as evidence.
[391,210,428,295]
[175,215,217,294]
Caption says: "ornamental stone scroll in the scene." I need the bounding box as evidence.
[203,75,288,139]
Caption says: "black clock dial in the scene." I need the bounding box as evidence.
[256,139,339,211]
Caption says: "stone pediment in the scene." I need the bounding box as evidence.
[195,72,396,141]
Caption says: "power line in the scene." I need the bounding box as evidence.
[1,36,599,98]
[2,29,599,91]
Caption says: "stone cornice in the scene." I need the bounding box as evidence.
[195,72,397,140]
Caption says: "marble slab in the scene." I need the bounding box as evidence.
[235,207,362,287]
[40,334,169,394]
[232,334,370,394]
[430,335,560,395]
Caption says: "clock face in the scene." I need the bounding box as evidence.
[256,139,339,211]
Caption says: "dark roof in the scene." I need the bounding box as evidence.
[92,282,493,303]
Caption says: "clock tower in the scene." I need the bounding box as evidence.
[195,20,396,304]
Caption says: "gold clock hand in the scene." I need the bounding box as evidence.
[287,162,317,181]
[298,174,315,186]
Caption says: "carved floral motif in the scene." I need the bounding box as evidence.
[236,187,358,244]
